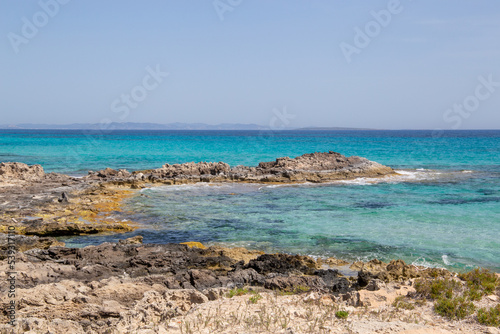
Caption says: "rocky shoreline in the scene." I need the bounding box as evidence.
[0,239,498,333]
[1,152,499,333]
[0,151,394,239]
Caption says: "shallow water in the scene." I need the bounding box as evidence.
[1,129,498,271]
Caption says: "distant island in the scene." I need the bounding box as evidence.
[0,122,376,131]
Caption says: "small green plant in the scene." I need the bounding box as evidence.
[227,287,249,298]
[392,296,415,310]
[292,285,311,294]
[459,268,499,298]
[434,296,475,320]
[249,292,263,304]
[414,278,460,300]
[335,310,349,319]
[477,304,500,327]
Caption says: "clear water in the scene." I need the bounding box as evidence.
[1,129,499,271]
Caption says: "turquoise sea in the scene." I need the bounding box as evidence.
[1,129,499,272]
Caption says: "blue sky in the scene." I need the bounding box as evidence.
[1,0,499,129]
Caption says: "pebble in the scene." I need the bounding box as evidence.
[486,294,499,302]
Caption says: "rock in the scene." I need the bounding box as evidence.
[319,257,350,267]
[486,294,499,302]
[154,161,231,179]
[202,287,227,301]
[244,253,318,275]
[97,168,119,178]
[486,327,500,334]
[342,291,362,306]
[189,269,220,289]
[58,192,69,203]
[365,279,386,291]
[253,151,394,182]
[201,245,264,264]
[99,300,125,317]
[315,269,352,293]
[180,241,206,249]
[119,235,143,244]
[0,162,44,181]
[302,291,321,303]
[141,151,394,184]
[0,233,64,257]
[357,259,453,284]
[227,268,264,286]
[22,220,134,237]
[264,275,325,291]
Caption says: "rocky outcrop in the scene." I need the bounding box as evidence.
[353,259,454,287]
[0,162,44,181]
[241,151,394,182]
[0,233,64,259]
[154,161,231,178]
[0,151,393,241]
[0,240,483,334]
[85,151,394,184]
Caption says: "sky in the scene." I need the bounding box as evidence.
[1,0,499,129]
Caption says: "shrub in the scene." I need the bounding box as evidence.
[414,278,460,300]
[477,304,500,327]
[434,296,475,320]
[459,268,499,298]
[392,296,415,310]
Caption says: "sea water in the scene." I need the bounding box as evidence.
[1,129,498,271]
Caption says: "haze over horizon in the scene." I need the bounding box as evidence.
[1,1,500,130]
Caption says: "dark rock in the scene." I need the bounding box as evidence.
[227,268,264,286]
[358,270,373,287]
[58,192,69,203]
[315,269,352,294]
[244,253,317,275]
[189,269,220,289]
[0,233,65,258]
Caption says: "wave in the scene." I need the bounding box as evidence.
[330,169,479,186]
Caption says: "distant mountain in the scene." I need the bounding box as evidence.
[297,126,377,131]
[0,123,378,131]
[0,122,270,130]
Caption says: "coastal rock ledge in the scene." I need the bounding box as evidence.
[0,151,393,238]
[93,151,395,184]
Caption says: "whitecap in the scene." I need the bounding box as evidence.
[442,254,453,266]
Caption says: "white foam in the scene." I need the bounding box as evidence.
[442,254,453,266]
[411,257,439,269]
